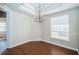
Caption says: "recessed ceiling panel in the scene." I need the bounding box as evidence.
[27,3,62,11]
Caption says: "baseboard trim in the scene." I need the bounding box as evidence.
[42,40,79,52]
[10,39,42,48]
[8,39,79,53]
[1,49,7,55]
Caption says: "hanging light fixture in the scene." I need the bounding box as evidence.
[33,3,45,23]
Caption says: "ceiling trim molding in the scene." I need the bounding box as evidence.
[3,3,79,16]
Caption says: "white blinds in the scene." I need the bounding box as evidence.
[50,15,69,41]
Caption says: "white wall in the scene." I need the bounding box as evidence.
[30,19,42,40]
[77,8,79,51]
[0,4,42,48]
[42,7,79,51]
[10,10,42,47]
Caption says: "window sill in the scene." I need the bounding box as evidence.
[50,35,69,42]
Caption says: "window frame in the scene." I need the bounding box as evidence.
[50,15,69,41]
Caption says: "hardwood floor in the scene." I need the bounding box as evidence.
[2,41,78,55]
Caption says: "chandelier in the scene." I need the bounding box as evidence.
[33,3,45,23]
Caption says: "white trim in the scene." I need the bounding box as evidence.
[42,4,79,15]
[19,5,35,15]
[23,4,36,11]
[0,48,7,55]
[42,40,79,52]
[10,39,42,48]
[8,39,79,53]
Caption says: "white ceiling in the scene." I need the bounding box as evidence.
[26,3,62,11]
[3,3,79,16]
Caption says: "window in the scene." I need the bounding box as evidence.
[50,15,69,41]
[0,22,6,32]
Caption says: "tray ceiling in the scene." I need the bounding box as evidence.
[3,3,79,16]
